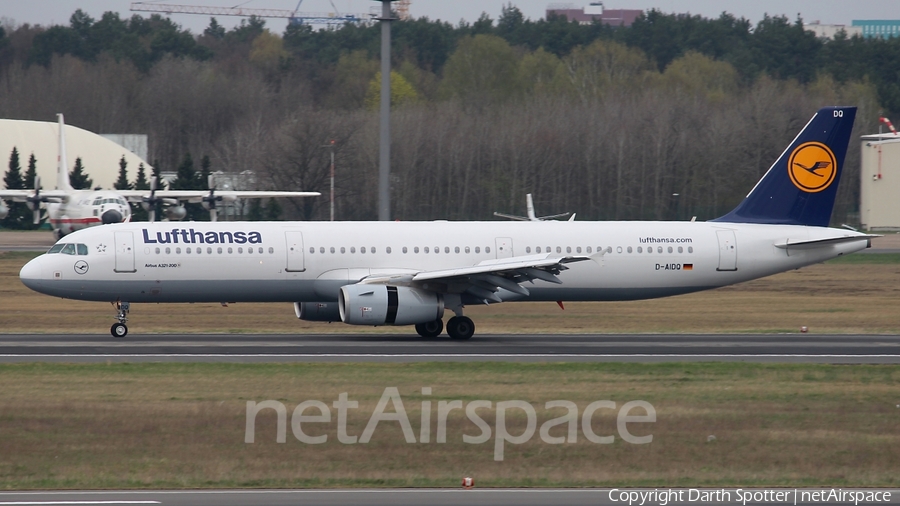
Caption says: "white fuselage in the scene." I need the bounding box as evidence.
[19,220,869,305]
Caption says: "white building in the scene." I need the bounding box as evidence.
[804,22,862,39]
[860,133,900,230]
[0,118,150,191]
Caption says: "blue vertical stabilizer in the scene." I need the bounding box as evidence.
[713,106,856,227]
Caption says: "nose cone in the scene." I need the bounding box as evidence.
[101,209,124,224]
[19,257,43,292]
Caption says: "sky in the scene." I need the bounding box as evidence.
[3,0,900,35]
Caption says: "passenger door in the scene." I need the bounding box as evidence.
[285,231,306,272]
[716,230,737,271]
[114,231,136,273]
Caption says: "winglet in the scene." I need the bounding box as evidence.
[713,106,856,227]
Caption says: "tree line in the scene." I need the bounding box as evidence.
[0,6,889,223]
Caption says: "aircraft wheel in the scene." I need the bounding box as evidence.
[111,323,128,338]
[447,316,475,340]
[415,319,444,338]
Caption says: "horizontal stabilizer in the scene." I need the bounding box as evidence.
[774,235,879,250]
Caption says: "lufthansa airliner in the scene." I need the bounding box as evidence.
[19,107,872,339]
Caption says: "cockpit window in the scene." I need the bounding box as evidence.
[61,244,76,255]
[76,244,88,255]
[48,244,64,254]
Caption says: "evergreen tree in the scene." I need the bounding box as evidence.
[22,154,39,230]
[170,153,198,190]
[247,198,264,221]
[204,18,226,40]
[171,153,206,220]
[150,161,166,190]
[134,163,150,190]
[131,163,151,222]
[69,157,93,190]
[3,147,23,191]
[114,155,132,190]
[264,198,282,220]
[2,147,30,230]
[24,153,37,189]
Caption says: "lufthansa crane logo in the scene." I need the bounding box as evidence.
[788,142,837,193]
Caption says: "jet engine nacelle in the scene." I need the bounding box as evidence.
[339,284,444,326]
[165,205,187,221]
[294,302,341,322]
[201,195,237,210]
[0,200,8,220]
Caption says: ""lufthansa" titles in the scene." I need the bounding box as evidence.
[142,228,263,245]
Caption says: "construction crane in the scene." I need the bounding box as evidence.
[129,1,373,26]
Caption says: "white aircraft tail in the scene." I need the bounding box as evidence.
[56,113,73,192]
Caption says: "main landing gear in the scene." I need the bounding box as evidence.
[415,316,475,340]
[447,316,475,340]
[111,301,130,338]
[415,319,443,338]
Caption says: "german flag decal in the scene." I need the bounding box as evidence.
[683,264,693,271]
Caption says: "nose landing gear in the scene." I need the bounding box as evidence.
[110,301,130,338]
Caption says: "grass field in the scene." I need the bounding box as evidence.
[1,251,899,489]
[1,251,899,335]
[0,362,898,489]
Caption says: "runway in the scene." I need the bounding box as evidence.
[1,489,897,506]
[1,333,899,363]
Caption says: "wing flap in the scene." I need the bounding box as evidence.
[412,254,588,281]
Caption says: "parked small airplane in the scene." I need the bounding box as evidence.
[20,107,874,339]
[494,193,573,221]
[0,114,319,237]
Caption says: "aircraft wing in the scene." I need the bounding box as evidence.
[361,253,596,303]
[115,190,320,203]
[0,190,69,203]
